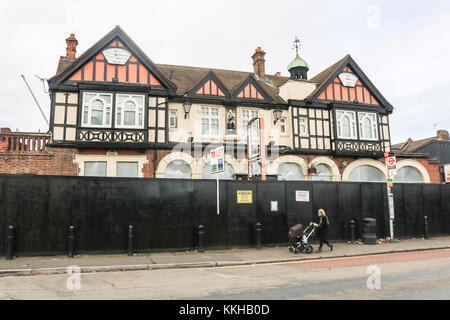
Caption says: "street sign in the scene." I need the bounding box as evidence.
[384,152,390,158]
[386,156,396,169]
[210,146,224,174]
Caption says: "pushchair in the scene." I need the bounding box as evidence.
[288,223,315,254]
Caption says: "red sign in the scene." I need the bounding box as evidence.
[387,156,396,168]
[384,152,389,158]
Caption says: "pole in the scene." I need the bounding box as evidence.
[216,175,220,215]
[21,75,49,126]
[385,157,395,242]
[259,118,266,181]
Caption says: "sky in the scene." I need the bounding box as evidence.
[0,0,449,144]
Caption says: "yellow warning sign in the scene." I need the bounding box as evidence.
[237,190,252,204]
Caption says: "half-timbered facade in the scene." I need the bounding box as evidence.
[35,26,438,183]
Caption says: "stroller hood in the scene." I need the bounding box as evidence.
[288,224,304,239]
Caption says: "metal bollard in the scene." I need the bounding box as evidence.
[424,216,429,240]
[198,225,205,253]
[128,225,134,256]
[68,225,75,258]
[256,222,262,249]
[350,220,356,243]
[6,225,14,260]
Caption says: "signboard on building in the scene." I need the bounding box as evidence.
[445,164,450,183]
[338,72,358,87]
[210,146,224,174]
[295,190,310,202]
[237,191,252,204]
[102,48,132,65]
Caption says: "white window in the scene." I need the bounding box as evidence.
[348,165,384,182]
[242,109,259,136]
[115,94,145,128]
[280,118,287,134]
[116,162,138,177]
[201,107,219,136]
[336,110,357,139]
[277,163,305,181]
[299,117,307,135]
[84,161,107,177]
[82,93,113,127]
[311,164,332,181]
[358,112,378,140]
[165,160,192,179]
[394,166,423,183]
[169,110,178,128]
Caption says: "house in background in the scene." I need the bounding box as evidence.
[0,26,442,183]
[392,130,450,183]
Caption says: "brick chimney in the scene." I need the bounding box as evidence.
[252,47,266,78]
[437,130,449,140]
[274,72,281,77]
[66,33,78,60]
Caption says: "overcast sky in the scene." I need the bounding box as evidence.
[0,0,449,144]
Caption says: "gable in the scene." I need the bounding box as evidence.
[49,26,176,91]
[232,75,271,102]
[67,39,162,86]
[309,55,393,112]
[316,65,380,105]
[188,71,228,98]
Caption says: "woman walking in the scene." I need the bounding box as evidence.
[314,209,333,252]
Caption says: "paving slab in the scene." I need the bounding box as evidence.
[0,236,449,277]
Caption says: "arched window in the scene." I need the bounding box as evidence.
[394,166,423,183]
[278,163,305,181]
[164,160,191,179]
[348,165,384,182]
[202,162,235,180]
[116,94,144,128]
[336,110,356,139]
[358,112,378,140]
[82,92,113,127]
[312,164,332,181]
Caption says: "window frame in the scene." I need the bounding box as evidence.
[169,109,178,129]
[299,117,307,136]
[336,110,357,140]
[115,93,145,129]
[241,109,260,137]
[201,106,220,137]
[116,161,139,178]
[358,112,379,141]
[84,161,107,177]
[280,117,287,135]
[81,92,113,128]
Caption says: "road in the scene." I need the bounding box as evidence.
[0,249,449,300]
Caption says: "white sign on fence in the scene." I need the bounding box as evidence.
[295,190,310,202]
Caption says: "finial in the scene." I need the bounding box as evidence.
[292,36,301,55]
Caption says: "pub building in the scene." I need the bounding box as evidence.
[0,26,441,183]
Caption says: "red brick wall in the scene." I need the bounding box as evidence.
[0,147,78,176]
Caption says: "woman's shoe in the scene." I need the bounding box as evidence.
[329,244,333,251]
[317,247,322,253]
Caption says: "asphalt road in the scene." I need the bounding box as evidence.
[0,249,449,300]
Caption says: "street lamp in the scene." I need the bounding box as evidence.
[183,100,192,119]
[273,109,283,124]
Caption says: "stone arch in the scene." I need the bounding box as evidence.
[270,155,308,177]
[395,159,430,183]
[155,151,196,178]
[310,156,341,181]
[342,158,387,181]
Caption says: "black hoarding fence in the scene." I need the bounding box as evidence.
[0,174,448,256]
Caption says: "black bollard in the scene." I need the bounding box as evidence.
[68,225,75,258]
[256,222,262,249]
[6,225,14,260]
[424,216,429,240]
[198,225,205,253]
[128,225,134,256]
[350,220,356,243]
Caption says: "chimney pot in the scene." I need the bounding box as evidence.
[251,47,266,78]
[275,72,281,77]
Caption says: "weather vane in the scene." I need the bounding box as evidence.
[292,36,301,55]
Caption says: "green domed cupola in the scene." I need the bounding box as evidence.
[288,37,309,80]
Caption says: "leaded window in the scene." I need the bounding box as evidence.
[82,93,113,127]
[115,94,144,128]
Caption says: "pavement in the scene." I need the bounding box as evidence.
[1,236,450,277]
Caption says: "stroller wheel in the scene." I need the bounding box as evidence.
[305,245,313,254]
[294,248,300,254]
[288,246,294,252]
